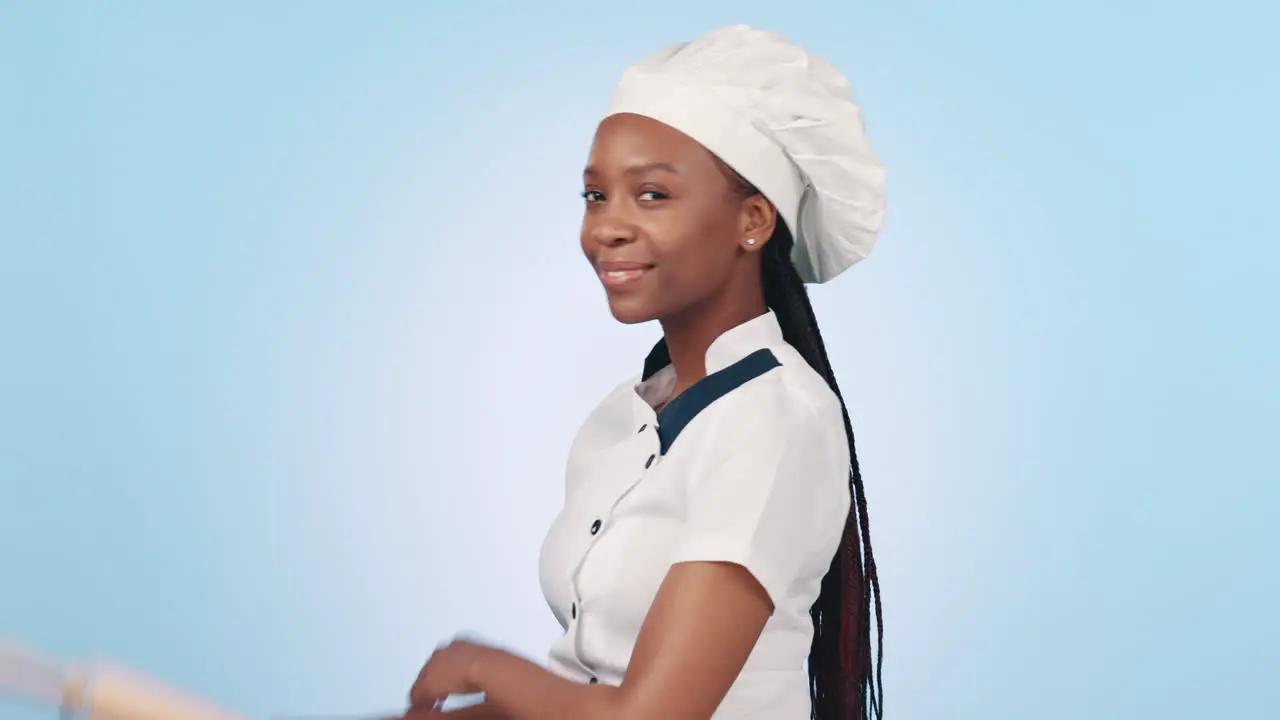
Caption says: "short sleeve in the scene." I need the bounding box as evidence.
[667,394,852,605]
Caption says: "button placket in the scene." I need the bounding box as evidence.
[567,426,661,681]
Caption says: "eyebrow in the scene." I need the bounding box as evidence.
[583,162,680,178]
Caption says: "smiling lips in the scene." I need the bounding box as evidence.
[597,260,654,289]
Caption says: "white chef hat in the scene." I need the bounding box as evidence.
[604,24,886,284]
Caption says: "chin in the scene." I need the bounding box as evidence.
[606,295,660,325]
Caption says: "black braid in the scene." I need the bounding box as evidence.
[723,162,884,719]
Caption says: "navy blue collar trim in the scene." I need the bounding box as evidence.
[642,339,671,382]
[651,347,781,456]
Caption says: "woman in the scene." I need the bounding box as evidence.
[400,24,886,720]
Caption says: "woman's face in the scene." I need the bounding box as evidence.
[581,113,768,325]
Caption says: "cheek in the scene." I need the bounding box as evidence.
[656,220,737,292]
[579,220,593,259]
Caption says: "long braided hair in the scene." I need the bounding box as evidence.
[722,160,885,719]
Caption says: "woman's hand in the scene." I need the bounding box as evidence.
[399,634,618,720]
[406,638,494,711]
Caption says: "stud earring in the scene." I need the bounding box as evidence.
[746,237,757,246]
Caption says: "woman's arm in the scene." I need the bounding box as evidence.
[609,560,774,718]
[438,560,773,720]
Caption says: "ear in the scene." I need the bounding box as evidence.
[738,195,777,253]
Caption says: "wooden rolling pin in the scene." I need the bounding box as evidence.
[1,640,248,720]
[61,662,249,720]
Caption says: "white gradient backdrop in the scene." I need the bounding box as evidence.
[1,2,1276,719]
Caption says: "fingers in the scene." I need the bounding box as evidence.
[408,685,443,709]
[408,659,434,707]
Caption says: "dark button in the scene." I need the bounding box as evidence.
[644,454,655,469]
[590,519,602,535]
[638,423,648,433]
[571,602,576,619]
[588,677,599,684]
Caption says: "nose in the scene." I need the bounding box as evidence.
[586,211,638,248]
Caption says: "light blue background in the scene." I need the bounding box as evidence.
[1,2,1276,718]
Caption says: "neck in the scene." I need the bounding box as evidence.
[659,293,767,393]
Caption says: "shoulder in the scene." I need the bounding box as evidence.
[692,344,846,462]
[561,374,643,490]
[758,344,844,427]
[667,346,852,604]
[573,374,642,437]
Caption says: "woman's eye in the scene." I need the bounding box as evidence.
[581,190,605,203]
[638,190,669,201]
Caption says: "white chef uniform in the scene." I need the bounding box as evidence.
[538,311,851,718]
